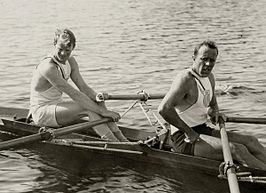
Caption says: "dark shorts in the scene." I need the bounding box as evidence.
[170,123,214,156]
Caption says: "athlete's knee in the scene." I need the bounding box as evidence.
[245,135,260,146]
[231,143,249,159]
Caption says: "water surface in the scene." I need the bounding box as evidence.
[0,0,266,192]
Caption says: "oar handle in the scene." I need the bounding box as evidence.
[219,116,233,162]
[218,116,240,193]
[226,116,266,124]
[107,94,165,100]
[96,93,165,101]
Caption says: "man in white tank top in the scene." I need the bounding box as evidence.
[158,40,266,169]
[29,28,128,142]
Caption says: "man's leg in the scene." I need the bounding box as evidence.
[55,101,119,141]
[212,130,266,164]
[106,122,129,142]
[86,111,121,141]
[194,134,266,170]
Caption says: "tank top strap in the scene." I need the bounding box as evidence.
[187,68,213,107]
[188,69,206,91]
[40,55,71,80]
[51,56,70,80]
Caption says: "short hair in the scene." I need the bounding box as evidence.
[54,28,76,49]
[193,40,218,56]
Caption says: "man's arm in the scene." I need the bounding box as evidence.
[38,61,107,115]
[158,72,199,142]
[68,57,98,102]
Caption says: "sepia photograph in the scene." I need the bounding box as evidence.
[0,0,266,192]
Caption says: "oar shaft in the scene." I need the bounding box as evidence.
[219,118,240,193]
[105,94,165,100]
[0,133,42,150]
[226,116,266,124]
[0,118,111,151]
[54,118,111,136]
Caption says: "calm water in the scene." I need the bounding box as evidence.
[0,0,266,192]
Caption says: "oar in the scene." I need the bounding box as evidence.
[96,93,165,101]
[0,118,111,151]
[226,116,266,124]
[219,116,240,193]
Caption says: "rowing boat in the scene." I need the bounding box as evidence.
[0,106,266,193]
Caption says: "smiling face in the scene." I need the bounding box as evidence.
[192,45,218,77]
[54,40,74,63]
[53,29,76,64]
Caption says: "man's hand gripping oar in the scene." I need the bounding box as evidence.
[218,114,240,193]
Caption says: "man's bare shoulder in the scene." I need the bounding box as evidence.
[37,58,60,77]
[166,69,195,99]
[173,69,195,85]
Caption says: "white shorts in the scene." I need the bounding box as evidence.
[31,104,60,128]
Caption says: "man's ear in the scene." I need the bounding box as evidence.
[192,55,195,61]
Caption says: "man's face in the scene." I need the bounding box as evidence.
[54,40,74,63]
[192,45,218,77]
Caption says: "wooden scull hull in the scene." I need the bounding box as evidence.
[0,106,266,193]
